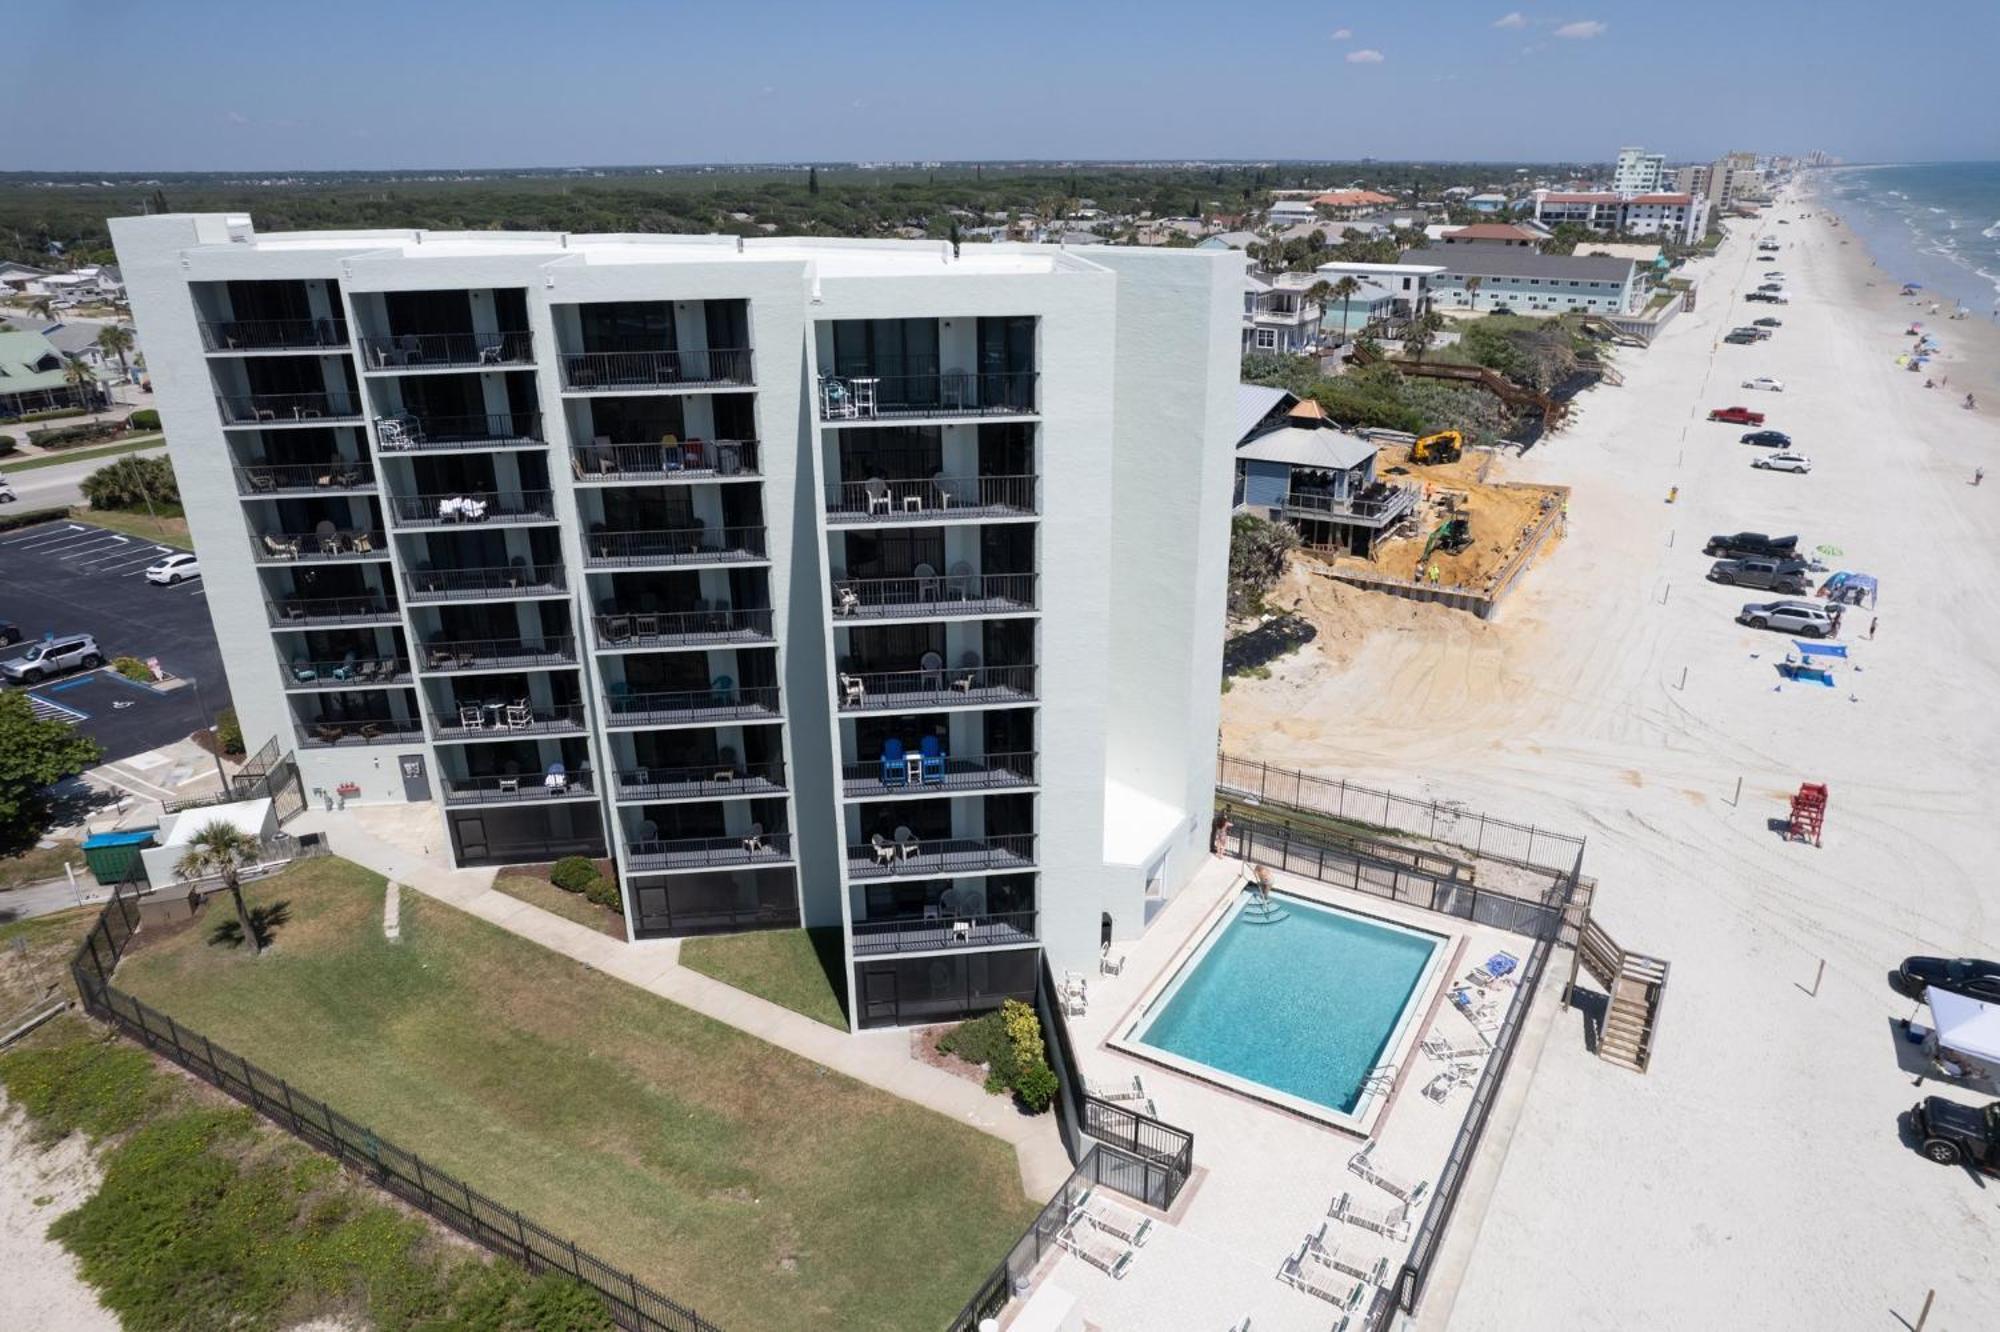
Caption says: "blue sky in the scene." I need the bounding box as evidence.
[6,0,1997,170]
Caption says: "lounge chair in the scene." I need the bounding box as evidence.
[893,825,920,862]
[1422,1064,1477,1104]
[1056,1221,1132,1280]
[918,733,945,783]
[1422,1030,1489,1063]
[1328,1190,1417,1242]
[457,705,484,731]
[834,583,861,616]
[1085,1074,1148,1104]
[1072,1187,1152,1247]
[1304,1222,1389,1286]
[262,533,300,560]
[839,673,865,707]
[1278,1244,1364,1309]
[1451,987,1500,1030]
[864,477,892,515]
[1463,950,1520,990]
[543,763,567,793]
[741,822,766,854]
[1347,1142,1426,1205]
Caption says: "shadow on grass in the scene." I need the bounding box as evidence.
[208,899,292,951]
[803,926,850,1014]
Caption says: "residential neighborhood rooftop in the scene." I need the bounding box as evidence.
[1398,247,1637,281]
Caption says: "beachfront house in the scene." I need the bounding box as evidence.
[1313,259,1445,329]
[0,328,97,418]
[1532,190,1711,245]
[1242,272,1325,355]
[1405,247,1639,315]
[1234,411,1416,557]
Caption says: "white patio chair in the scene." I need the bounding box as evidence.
[1057,1220,1133,1279]
[1278,1243,1364,1309]
[839,673,866,707]
[870,834,896,866]
[1085,1074,1147,1104]
[1072,1188,1153,1247]
[893,825,920,861]
[864,476,891,515]
[1328,1189,1416,1242]
[457,705,484,731]
[835,583,861,617]
[1345,1143,1428,1206]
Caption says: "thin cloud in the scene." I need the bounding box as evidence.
[1330,27,1352,39]
[1554,19,1607,38]
[1345,48,1385,64]
[225,110,249,125]
[1493,11,1527,28]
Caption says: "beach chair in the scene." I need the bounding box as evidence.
[1421,1063,1477,1104]
[1278,1243,1364,1310]
[1072,1187,1153,1247]
[1462,950,1520,992]
[1422,1030,1489,1063]
[1099,945,1126,976]
[834,582,861,616]
[1451,987,1500,1032]
[869,834,897,867]
[1085,1074,1148,1104]
[1057,1220,1133,1279]
[1303,1222,1389,1286]
[1347,1142,1427,1205]
[1328,1190,1417,1243]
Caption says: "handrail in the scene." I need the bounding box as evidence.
[831,572,1037,616]
[277,653,410,685]
[373,412,545,450]
[851,910,1039,955]
[360,329,533,370]
[613,760,787,799]
[840,751,1037,793]
[432,702,590,738]
[251,529,387,562]
[624,832,793,869]
[836,664,1038,709]
[582,527,768,566]
[216,391,365,424]
[199,317,349,352]
[570,439,760,481]
[297,718,424,746]
[403,564,567,600]
[602,685,782,725]
[267,595,400,625]
[560,347,754,390]
[235,462,375,494]
[817,369,1037,419]
[824,474,1038,521]
[439,772,597,804]
[418,637,577,670]
[387,490,558,526]
[846,833,1036,876]
[594,607,774,645]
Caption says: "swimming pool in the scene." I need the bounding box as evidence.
[1112,890,1447,1130]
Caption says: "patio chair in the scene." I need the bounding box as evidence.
[1421,1030,1489,1063]
[870,834,897,867]
[913,562,940,602]
[1303,1222,1389,1287]
[1421,1063,1477,1104]
[354,658,380,683]
[948,560,976,601]
[1084,1074,1148,1104]
[290,657,317,683]
[741,822,766,854]
[457,705,485,731]
[1056,1221,1133,1280]
[497,775,520,795]
[1099,944,1126,976]
[893,825,920,862]
[1346,1142,1427,1206]
[478,340,505,365]
[397,333,422,365]
[681,438,706,471]
[263,533,300,560]
[879,738,908,787]
[1072,1187,1152,1247]
[358,722,383,740]
[710,675,735,706]
[1466,950,1521,989]
[315,520,340,553]
[919,734,945,783]
[603,614,633,643]
[1451,987,1500,1031]
[839,673,866,707]
[864,476,892,515]
[933,474,958,510]
[1328,1190,1417,1243]
[1278,1244,1364,1309]
[543,763,567,793]
[505,703,532,729]
[375,416,411,448]
[834,583,861,617]
[919,650,945,691]
[632,612,659,639]
[249,471,278,492]
[330,651,357,682]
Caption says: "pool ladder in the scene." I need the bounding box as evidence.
[1240,891,1290,925]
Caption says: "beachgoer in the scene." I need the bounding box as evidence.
[1977,468,1985,487]
[1867,616,1878,640]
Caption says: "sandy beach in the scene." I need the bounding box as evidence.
[0,1101,118,1332]
[1222,189,2000,1328]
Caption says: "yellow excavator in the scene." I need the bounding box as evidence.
[1411,430,1463,465]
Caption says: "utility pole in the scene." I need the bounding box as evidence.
[188,676,230,794]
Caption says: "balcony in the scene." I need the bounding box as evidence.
[612,760,787,804]
[601,684,782,729]
[559,348,754,392]
[216,392,365,427]
[816,370,1036,422]
[277,652,411,691]
[851,909,1039,956]
[1280,485,1418,529]
[842,752,1037,800]
[373,412,545,453]
[823,475,1038,526]
[296,717,425,748]
[570,439,760,483]
[625,831,793,873]
[832,573,1036,622]
[200,317,349,353]
[837,665,1037,713]
[431,701,589,741]
[418,637,578,673]
[595,607,774,649]
[581,527,767,570]
[847,833,1037,881]
[403,563,567,603]
[235,462,375,498]
[439,771,599,807]
[387,491,558,530]
[250,529,388,564]
[266,594,401,627]
[359,330,534,371]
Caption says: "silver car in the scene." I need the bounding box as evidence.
[1738,601,1834,637]
[0,633,103,683]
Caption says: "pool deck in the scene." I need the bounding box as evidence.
[1016,852,1559,1332]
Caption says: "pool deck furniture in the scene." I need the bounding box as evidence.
[1085,1074,1148,1104]
[1347,1142,1427,1205]
[1057,1219,1134,1280]
[1422,1030,1489,1063]
[1073,1188,1153,1247]
[1421,1062,1477,1103]
[1461,950,1520,991]
[1303,1222,1390,1287]
[1278,1244,1366,1309]
[1328,1189,1419,1243]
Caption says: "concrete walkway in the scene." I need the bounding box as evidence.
[290,804,1072,1200]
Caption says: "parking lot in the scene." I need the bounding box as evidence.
[0,520,230,762]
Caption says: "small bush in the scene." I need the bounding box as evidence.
[549,856,598,893]
[0,433,15,454]
[81,453,177,510]
[0,505,69,534]
[111,656,151,682]
[582,875,623,915]
[126,408,160,430]
[1000,998,1045,1067]
[214,706,244,755]
[937,1010,1021,1094]
[28,420,125,449]
[0,1031,164,1142]
[1013,1059,1059,1113]
[13,405,87,424]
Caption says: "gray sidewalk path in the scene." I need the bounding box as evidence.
[291,805,1071,1200]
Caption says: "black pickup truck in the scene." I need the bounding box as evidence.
[1703,531,1800,559]
[1910,1097,2000,1173]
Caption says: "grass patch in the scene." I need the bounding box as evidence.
[1216,793,1403,849]
[115,859,1032,1330]
[680,927,849,1031]
[75,502,189,548]
[0,838,83,892]
[491,870,624,938]
[0,902,99,1013]
[2,435,164,472]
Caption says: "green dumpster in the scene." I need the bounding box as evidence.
[80,828,158,887]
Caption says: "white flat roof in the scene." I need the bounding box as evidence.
[1103,778,1185,867]
[162,797,272,847]
[1314,260,1446,277]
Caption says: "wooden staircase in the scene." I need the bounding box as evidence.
[1576,918,1669,1073]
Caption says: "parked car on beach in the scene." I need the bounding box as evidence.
[1752,452,1813,473]
[1709,558,1810,592]
[1743,377,1786,393]
[1741,430,1792,448]
[1738,600,1834,636]
[1908,1097,2000,1173]
[1753,317,1784,328]
[1710,406,1766,425]
[1891,956,2000,1004]
[1725,331,1759,345]
[1705,531,1800,558]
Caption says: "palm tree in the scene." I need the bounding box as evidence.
[62,353,96,409]
[175,819,263,955]
[27,295,55,325]
[1402,311,1444,362]
[1327,276,1362,341]
[96,324,134,376]
[1464,275,1484,312]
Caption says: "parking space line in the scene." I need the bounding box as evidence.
[17,531,111,554]
[48,538,126,560]
[2,523,88,547]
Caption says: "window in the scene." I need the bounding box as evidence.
[1254,328,1277,350]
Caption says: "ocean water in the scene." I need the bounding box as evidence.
[1821,162,2000,316]
[1134,894,1439,1114]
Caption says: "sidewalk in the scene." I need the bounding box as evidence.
[290,803,1072,1200]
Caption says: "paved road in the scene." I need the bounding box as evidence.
[0,874,110,924]
[1,438,167,510]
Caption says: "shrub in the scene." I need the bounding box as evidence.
[81,454,178,510]
[937,1010,1017,1093]
[214,707,244,756]
[1000,998,1044,1068]
[27,420,124,448]
[14,406,87,424]
[111,656,152,682]
[126,408,160,430]
[0,433,14,454]
[549,856,598,894]
[0,505,69,534]
[582,875,623,915]
[1012,1059,1059,1113]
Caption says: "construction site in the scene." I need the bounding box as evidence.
[1348,436,1568,592]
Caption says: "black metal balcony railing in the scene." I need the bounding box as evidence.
[613,760,787,803]
[431,701,589,740]
[560,348,754,391]
[836,665,1038,711]
[570,439,760,482]
[419,637,578,672]
[267,595,400,626]
[373,412,545,451]
[847,833,1038,880]
[277,653,411,687]
[602,684,782,727]
[824,474,1038,523]
[439,770,598,806]
[841,752,1037,798]
[403,564,567,602]
[216,392,365,425]
[1280,486,1418,525]
[251,529,388,563]
[200,317,350,353]
[387,491,558,528]
[235,462,375,496]
[624,831,793,872]
[296,717,425,747]
[582,527,767,568]
[360,330,534,370]
[852,910,1039,955]
[832,573,1037,620]
[817,370,1037,420]
[595,607,774,648]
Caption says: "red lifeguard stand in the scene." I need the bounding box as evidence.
[1788,783,1828,846]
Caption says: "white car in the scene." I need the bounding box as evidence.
[145,553,201,585]
[1752,451,1812,473]
[1743,377,1785,393]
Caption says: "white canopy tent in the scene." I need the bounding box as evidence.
[1927,989,2000,1066]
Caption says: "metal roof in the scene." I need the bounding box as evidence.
[1398,247,1636,283]
[1236,383,1295,442]
[1235,424,1377,471]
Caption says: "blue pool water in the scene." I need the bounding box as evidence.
[1132,894,1440,1115]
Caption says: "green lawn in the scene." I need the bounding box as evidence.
[114,859,1033,1331]
[75,502,189,548]
[3,434,164,472]
[680,928,849,1031]
[491,870,625,938]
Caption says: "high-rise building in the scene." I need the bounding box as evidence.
[1672,164,1711,199]
[1611,147,1666,195]
[1711,152,1760,208]
[112,214,1241,1029]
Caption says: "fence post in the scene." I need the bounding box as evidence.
[280,1080,302,1133]
[414,1155,430,1201]
[1476,812,1487,855]
[1429,800,1438,839]
[568,1238,583,1280]
[514,1208,530,1257]
[1258,760,1268,800]
[461,1180,477,1232]
[628,1273,642,1319]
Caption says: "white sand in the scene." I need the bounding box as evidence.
[0,1100,117,1332]
[1222,190,2000,1328]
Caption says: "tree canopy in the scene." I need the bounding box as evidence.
[0,691,102,853]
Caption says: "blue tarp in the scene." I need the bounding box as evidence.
[1794,642,1847,658]
[81,828,157,849]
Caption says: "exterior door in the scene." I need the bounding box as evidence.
[399,753,430,802]
[861,966,898,1025]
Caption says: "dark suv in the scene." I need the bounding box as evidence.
[1708,557,1810,593]
[1909,1097,2000,1173]
[0,620,19,649]
[1703,532,1800,559]
[1891,956,2000,1004]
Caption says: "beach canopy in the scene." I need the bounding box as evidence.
[1930,989,2000,1064]
[1819,571,1878,608]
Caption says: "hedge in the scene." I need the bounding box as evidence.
[126,408,160,430]
[0,406,87,426]
[0,506,70,534]
[28,421,127,449]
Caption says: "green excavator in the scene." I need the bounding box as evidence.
[1420,516,1472,564]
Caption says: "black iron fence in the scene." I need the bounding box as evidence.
[560,348,754,390]
[199,317,349,352]
[571,439,760,481]
[66,887,718,1332]
[361,329,534,370]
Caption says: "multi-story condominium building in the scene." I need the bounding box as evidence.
[1531,191,1710,245]
[112,214,1240,1030]
[1610,147,1666,195]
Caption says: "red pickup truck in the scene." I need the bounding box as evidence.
[1708,406,1766,426]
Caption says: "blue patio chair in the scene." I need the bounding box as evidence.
[330,650,357,681]
[711,674,735,705]
[919,734,946,783]
[880,738,908,786]
[544,762,568,793]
